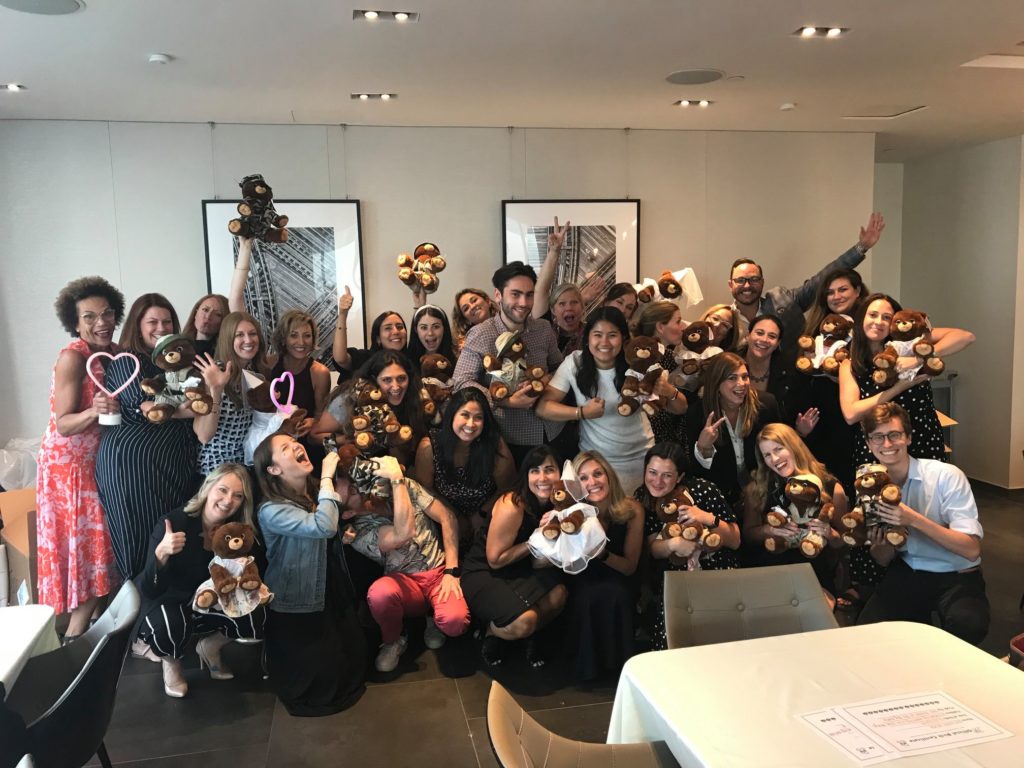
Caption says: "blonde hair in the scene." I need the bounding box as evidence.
[632,300,679,339]
[572,450,635,524]
[746,423,835,514]
[271,309,319,358]
[701,304,740,352]
[701,352,761,442]
[183,463,255,529]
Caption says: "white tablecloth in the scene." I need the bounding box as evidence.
[0,605,60,695]
[608,622,1024,767]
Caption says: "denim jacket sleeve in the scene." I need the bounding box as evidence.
[258,490,340,539]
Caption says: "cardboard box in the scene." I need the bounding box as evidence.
[0,487,37,605]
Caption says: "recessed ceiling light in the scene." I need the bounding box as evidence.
[353,9,420,22]
[148,53,173,65]
[779,102,796,111]
[665,68,724,86]
[4,83,26,91]
[358,93,369,100]
[351,93,397,101]
[674,99,713,108]
[680,100,690,107]
[698,100,709,108]
[795,26,848,39]
[380,93,391,100]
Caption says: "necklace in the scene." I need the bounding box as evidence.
[748,365,770,383]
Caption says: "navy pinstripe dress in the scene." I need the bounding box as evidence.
[96,354,200,580]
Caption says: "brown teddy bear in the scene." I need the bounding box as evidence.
[349,379,413,452]
[246,379,308,435]
[195,522,265,610]
[872,310,944,386]
[618,336,669,417]
[673,321,722,378]
[796,314,853,375]
[397,242,447,293]
[839,464,907,547]
[656,486,723,566]
[541,480,582,539]
[657,270,683,300]
[420,353,454,425]
[483,330,545,402]
[764,474,835,558]
[140,334,214,424]
[227,174,289,243]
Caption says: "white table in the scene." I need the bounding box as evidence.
[608,622,1024,767]
[0,605,60,696]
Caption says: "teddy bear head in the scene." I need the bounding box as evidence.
[784,474,824,506]
[636,285,656,304]
[550,480,574,511]
[681,321,714,353]
[495,331,527,362]
[353,379,386,407]
[890,310,929,341]
[420,353,452,381]
[209,522,256,558]
[151,334,198,372]
[854,464,892,496]
[657,486,694,522]
[820,313,853,339]
[658,270,682,299]
[239,174,272,201]
[624,336,660,370]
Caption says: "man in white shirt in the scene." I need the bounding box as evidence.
[856,403,990,645]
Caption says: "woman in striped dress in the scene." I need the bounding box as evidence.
[96,294,200,580]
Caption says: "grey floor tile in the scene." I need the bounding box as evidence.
[456,666,618,720]
[468,716,499,768]
[265,678,479,768]
[367,627,479,686]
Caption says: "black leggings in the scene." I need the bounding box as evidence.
[857,559,989,645]
[138,602,267,659]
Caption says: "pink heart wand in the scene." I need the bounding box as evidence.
[86,352,141,426]
[270,370,296,416]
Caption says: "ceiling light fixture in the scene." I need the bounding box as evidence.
[680,100,690,107]
[698,100,709,108]
[353,10,420,22]
[795,26,848,39]
[351,93,397,101]
[148,53,173,65]
[4,83,26,91]
[359,93,369,100]
[380,93,391,100]
[675,99,713,108]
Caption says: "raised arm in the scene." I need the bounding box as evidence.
[228,236,253,313]
[332,287,355,370]
[532,217,570,319]
[793,213,883,311]
[930,327,975,357]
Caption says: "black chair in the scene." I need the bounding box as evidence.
[6,582,140,768]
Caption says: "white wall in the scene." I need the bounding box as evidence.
[902,136,1024,488]
[872,163,903,298]
[0,120,877,444]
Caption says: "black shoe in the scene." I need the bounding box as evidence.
[524,636,545,668]
[481,635,504,667]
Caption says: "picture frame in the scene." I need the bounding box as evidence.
[202,199,366,364]
[502,199,640,316]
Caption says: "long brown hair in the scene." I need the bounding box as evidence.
[632,300,679,341]
[118,293,180,356]
[746,423,836,515]
[183,294,229,340]
[700,304,740,352]
[701,352,761,441]
[803,269,868,336]
[215,311,270,404]
[253,432,318,511]
[451,288,496,342]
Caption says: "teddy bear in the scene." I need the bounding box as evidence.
[796,314,853,375]
[349,379,413,452]
[618,336,670,417]
[397,242,447,293]
[838,464,907,547]
[483,330,545,402]
[671,321,723,388]
[657,270,683,300]
[540,480,580,540]
[636,284,657,304]
[871,310,944,387]
[420,353,454,425]
[246,379,308,434]
[764,474,835,558]
[195,522,265,611]
[139,334,214,424]
[655,486,723,567]
[227,173,289,243]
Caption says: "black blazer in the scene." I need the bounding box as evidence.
[684,392,782,508]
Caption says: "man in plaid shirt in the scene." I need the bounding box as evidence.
[453,261,566,466]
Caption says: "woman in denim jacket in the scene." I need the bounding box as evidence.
[254,432,367,716]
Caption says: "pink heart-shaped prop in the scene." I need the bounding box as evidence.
[270,370,296,416]
[86,352,141,398]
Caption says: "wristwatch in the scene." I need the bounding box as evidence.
[443,567,462,577]
[708,515,721,530]
[389,477,407,487]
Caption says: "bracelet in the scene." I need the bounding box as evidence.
[576,406,583,421]
[390,477,407,487]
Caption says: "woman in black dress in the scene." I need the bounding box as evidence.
[461,446,567,667]
[565,450,644,682]
[412,388,516,548]
[96,293,200,580]
[633,301,688,445]
[635,442,739,650]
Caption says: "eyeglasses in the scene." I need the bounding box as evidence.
[866,430,906,446]
[730,276,763,286]
[79,308,116,326]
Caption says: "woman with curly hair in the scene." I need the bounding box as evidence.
[451,288,496,353]
[38,276,125,641]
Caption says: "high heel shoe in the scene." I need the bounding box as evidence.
[196,635,234,680]
[161,658,188,698]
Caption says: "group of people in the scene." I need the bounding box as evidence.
[34,210,990,719]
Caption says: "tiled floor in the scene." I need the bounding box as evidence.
[88,482,1023,767]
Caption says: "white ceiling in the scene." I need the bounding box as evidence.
[1,0,1023,162]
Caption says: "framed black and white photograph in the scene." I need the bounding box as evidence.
[502,199,640,316]
[202,199,366,364]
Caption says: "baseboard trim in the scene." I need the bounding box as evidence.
[969,478,1024,502]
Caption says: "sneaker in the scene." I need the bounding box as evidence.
[424,615,446,650]
[131,639,161,663]
[375,635,408,673]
